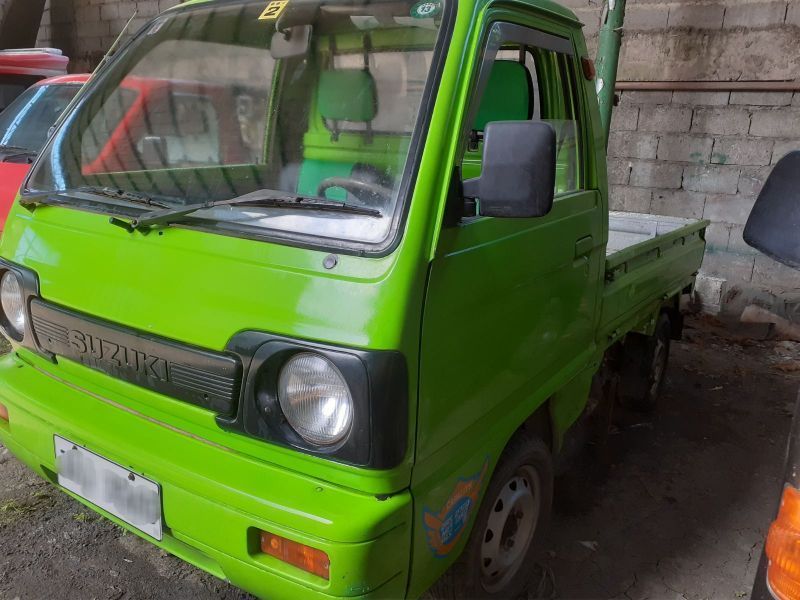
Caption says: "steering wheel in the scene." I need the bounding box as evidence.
[317,177,393,207]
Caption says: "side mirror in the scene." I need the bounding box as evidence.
[463,121,556,218]
[744,151,800,268]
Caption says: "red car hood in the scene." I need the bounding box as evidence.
[0,162,30,230]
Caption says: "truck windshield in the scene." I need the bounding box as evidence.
[26,0,448,247]
[0,83,82,154]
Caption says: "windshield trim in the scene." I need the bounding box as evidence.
[20,0,457,257]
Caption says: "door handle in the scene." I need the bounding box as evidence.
[574,235,594,259]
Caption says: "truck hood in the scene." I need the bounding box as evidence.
[0,202,410,353]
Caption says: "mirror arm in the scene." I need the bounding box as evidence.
[463,197,478,218]
[461,177,479,218]
[443,168,478,226]
[468,130,482,152]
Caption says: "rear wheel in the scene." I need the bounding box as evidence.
[434,431,553,599]
[618,313,672,412]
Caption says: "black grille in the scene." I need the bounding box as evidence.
[30,299,241,414]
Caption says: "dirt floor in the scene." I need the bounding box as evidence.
[1,316,797,600]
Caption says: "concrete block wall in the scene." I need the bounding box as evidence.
[35,1,181,72]
[608,89,800,313]
[563,0,800,318]
[564,0,800,82]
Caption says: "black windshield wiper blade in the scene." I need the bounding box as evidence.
[21,186,173,211]
[2,150,37,163]
[0,144,33,153]
[127,189,382,230]
[74,186,173,208]
[0,145,37,163]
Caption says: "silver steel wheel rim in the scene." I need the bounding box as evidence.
[649,337,667,398]
[480,465,541,593]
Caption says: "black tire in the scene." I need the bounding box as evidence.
[618,313,672,412]
[429,431,554,599]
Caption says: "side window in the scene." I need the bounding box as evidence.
[536,48,583,195]
[462,23,584,197]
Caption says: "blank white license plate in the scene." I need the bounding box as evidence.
[54,436,162,540]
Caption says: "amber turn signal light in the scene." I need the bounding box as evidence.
[260,530,330,580]
[0,402,8,422]
[766,485,800,599]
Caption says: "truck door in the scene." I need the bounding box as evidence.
[416,18,603,481]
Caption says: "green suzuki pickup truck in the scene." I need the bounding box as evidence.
[0,0,707,597]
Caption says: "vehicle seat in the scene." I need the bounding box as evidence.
[463,60,532,179]
[469,60,577,193]
[297,68,389,202]
[473,60,533,132]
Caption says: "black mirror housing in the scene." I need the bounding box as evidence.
[463,121,556,218]
[744,151,800,269]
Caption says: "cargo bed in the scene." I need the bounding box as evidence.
[600,211,709,343]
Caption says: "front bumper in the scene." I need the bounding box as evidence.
[0,352,411,599]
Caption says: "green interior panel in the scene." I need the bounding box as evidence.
[472,60,531,131]
[317,69,377,122]
[302,132,411,167]
[297,159,352,200]
[295,31,422,201]
[463,48,582,194]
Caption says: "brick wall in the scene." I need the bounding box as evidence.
[35,1,180,72]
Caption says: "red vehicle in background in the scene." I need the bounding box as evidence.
[0,74,86,228]
[13,73,261,222]
[0,48,69,112]
[77,75,257,177]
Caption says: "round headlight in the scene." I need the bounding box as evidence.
[277,353,354,446]
[0,271,25,338]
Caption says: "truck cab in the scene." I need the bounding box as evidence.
[0,1,707,598]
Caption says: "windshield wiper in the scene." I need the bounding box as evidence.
[119,189,382,232]
[0,145,37,163]
[21,186,173,211]
[75,186,173,208]
[0,144,33,153]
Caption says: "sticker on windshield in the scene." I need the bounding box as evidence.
[409,0,442,19]
[259,0,289,20]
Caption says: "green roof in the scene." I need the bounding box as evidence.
[174,0,580,23]
[522,0,581,23]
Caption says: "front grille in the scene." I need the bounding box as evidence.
[31,314,69,347]
[30,299,241,414]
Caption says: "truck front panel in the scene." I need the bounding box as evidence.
[0,350,410,598]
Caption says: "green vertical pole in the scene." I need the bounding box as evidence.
[595,0,627,147]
